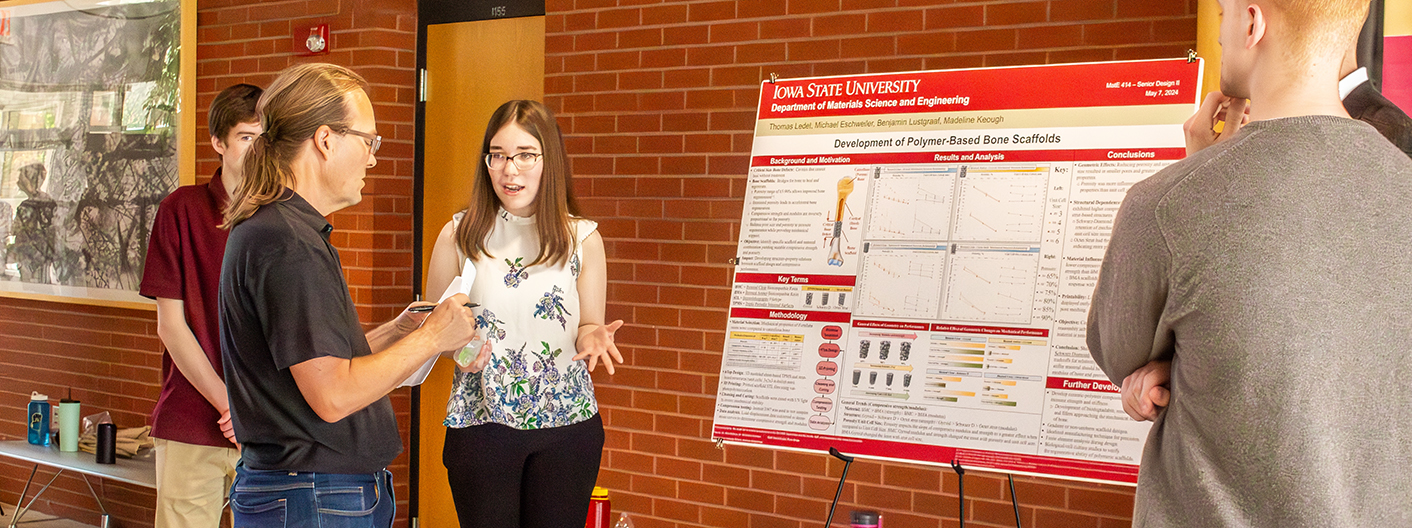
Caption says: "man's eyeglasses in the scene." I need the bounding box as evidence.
[485,152,543,171]
[342,128,381,156]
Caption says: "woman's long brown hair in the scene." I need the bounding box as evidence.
[455,100,582,267]
[221,63,369,229]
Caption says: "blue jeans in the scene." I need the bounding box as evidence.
[230,465,394,528]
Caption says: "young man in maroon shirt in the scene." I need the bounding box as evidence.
[139,83,262,527]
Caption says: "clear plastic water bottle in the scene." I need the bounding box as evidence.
[613,512,633,528]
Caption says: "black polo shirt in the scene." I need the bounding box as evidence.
[219,189,401,473]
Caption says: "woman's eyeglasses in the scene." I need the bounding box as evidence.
[485,152,543,171]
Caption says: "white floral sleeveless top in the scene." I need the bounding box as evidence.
[444,209,599,429]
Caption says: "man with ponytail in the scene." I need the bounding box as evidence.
[218,63,478,527]
[139,83,260,528]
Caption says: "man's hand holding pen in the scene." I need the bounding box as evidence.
[395,301,478,333]
[411,293,479,354]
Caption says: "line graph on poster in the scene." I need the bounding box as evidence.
[854,242,947,319]
[941,245,1041,325]
[864,166,958,241]
[952,165,1050,243]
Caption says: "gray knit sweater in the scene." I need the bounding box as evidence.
[1088,116,1412,527]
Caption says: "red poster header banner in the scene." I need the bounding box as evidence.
[751,148,1186,168]
[757,58,1202,119]
[852,319,932,331]
[932,323,1050,337]
[733,273,858,286]
[1046,377,1122,393]
[729,307,853,323]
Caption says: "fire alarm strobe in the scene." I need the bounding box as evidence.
[306,28,325,53]
[296,24,330,56]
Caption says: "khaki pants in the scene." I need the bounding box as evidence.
[154,438,240,528]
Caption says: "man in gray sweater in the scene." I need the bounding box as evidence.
[1087,0,1412,525]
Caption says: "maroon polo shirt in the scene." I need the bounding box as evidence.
[139,169,233,448]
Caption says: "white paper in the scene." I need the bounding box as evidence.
[399,259,476,387]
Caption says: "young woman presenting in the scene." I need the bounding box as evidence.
[424,99,624,527]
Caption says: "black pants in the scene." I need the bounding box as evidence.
[444,414,604,528]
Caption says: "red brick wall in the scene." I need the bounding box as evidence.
[0,0,420,526]
[0,300,163,525]
[1,0,1198,526]
[548,1,1196,527]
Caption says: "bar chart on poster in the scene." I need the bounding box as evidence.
[710,59,1203,485]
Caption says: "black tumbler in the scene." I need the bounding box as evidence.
[851,510,881,527]
[96,423,117,464]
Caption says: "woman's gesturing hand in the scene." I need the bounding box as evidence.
[574,320,625,374]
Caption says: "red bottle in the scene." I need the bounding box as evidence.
[586,487,612,528]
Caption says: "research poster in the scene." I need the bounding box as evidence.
[711,59,1203,485]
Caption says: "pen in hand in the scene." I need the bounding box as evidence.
[407,302,479,313]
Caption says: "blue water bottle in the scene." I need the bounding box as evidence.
[27,391,51,446]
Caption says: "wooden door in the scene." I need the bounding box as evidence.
[417,14,543,525]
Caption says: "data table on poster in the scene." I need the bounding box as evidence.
[712,59,1203,484]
